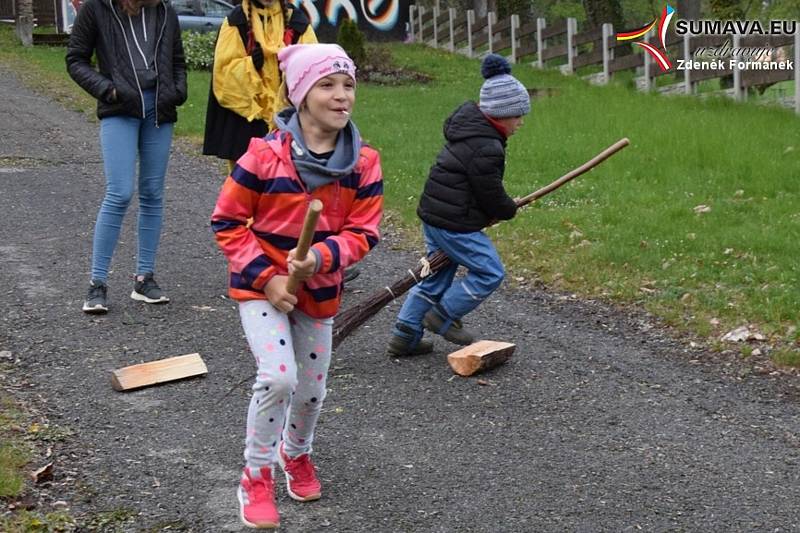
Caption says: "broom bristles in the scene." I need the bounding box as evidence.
[332,250,452,348]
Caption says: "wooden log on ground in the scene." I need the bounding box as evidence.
[447,341,515,377]
[111,353,207,391]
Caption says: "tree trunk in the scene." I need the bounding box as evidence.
[709,0,743,89]
[583,0,627,56]
[677,0,700,21]
[474,0,487,19]
[582,0,623,30]
[15,0,34,47]
[709,0,744,19]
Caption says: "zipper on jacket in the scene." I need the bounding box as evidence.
[152,1,167,127]
[108,0,146,118]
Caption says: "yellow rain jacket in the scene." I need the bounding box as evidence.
[212,0,316,126]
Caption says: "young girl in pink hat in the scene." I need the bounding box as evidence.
[211,43,383,529]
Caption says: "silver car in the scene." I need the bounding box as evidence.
[174,0,234,33]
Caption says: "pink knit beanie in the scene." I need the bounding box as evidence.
[278,44,357,108]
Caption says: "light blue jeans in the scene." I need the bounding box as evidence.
[393,223,505,347]
[91,90,174,281]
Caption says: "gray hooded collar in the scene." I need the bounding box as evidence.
[274,107,362,192]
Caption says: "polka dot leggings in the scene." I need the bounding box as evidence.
[239,300,333,468]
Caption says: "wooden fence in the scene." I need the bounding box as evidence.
[409,5,800,115]
[1,0,61,29]
[0,0,14,19]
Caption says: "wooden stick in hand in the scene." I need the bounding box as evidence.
[286,199,323,295]
[515,138,630,208]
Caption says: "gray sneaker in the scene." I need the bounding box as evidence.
[423,308,475,346]
[82,279,108,314]
[131,273,170,304]
[386,323,433,357]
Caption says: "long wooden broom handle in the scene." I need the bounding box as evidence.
[286,199,323,295]
[515,138,630,208]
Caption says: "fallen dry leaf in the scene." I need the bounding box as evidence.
[31,462,54,483]
[721,325,766,343]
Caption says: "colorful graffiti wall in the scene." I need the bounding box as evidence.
[295,0,410,41]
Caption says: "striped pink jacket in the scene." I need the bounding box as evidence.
[211,132,383,318]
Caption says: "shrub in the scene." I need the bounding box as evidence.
[336,19,366,68]
[182,30,217,71]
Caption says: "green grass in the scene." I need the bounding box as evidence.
[0,396,28,499]
[0,392,81,531]
[0,511,76,532]
[1,27,798,365]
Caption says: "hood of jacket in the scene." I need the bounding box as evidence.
[100,0,166,20]
[443,101,506,145]
[274,107,362,192]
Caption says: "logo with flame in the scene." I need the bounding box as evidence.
[616,5,676,71]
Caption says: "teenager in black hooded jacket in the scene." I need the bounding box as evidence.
[67,0,186,314]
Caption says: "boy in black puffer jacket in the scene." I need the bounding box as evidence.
[387,54,530,356]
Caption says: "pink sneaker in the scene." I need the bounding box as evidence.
[238,467,280,529]
[278,443,322,501]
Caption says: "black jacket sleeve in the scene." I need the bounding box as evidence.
[169,7,188,105]
[466,144,518,221]
[65,1,115,104]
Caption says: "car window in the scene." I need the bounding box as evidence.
[172,0,196,15]
[199,0,230,17]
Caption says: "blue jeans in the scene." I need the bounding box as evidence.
[393,223,505,345]
[91,90,174,281]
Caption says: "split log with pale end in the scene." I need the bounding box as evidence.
[447,341,516,377]
[111,353,208,392]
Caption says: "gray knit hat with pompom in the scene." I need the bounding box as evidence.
[478,54,531,118]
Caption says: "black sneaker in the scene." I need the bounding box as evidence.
[82,279,108,314]
[130,273,170,304]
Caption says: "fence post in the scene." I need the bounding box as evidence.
[432,6,439,48]
[732,33,743,101]
[449,7,456,52]
[795,30,799,115]
[487,11,496,54]
[683,33,692,94]
[409,5,416,42]
[536,17,546,68]
[418,6,425,44]
[642,30,651,91]
[510,14,520,64]
[602,23,613,84]
[566,17,577,73]
[467,9,475,58]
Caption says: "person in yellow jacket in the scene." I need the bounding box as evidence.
[202,0,316,171]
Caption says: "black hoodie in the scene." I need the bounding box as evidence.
[66,0,187,124]
[417,101,518,232]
